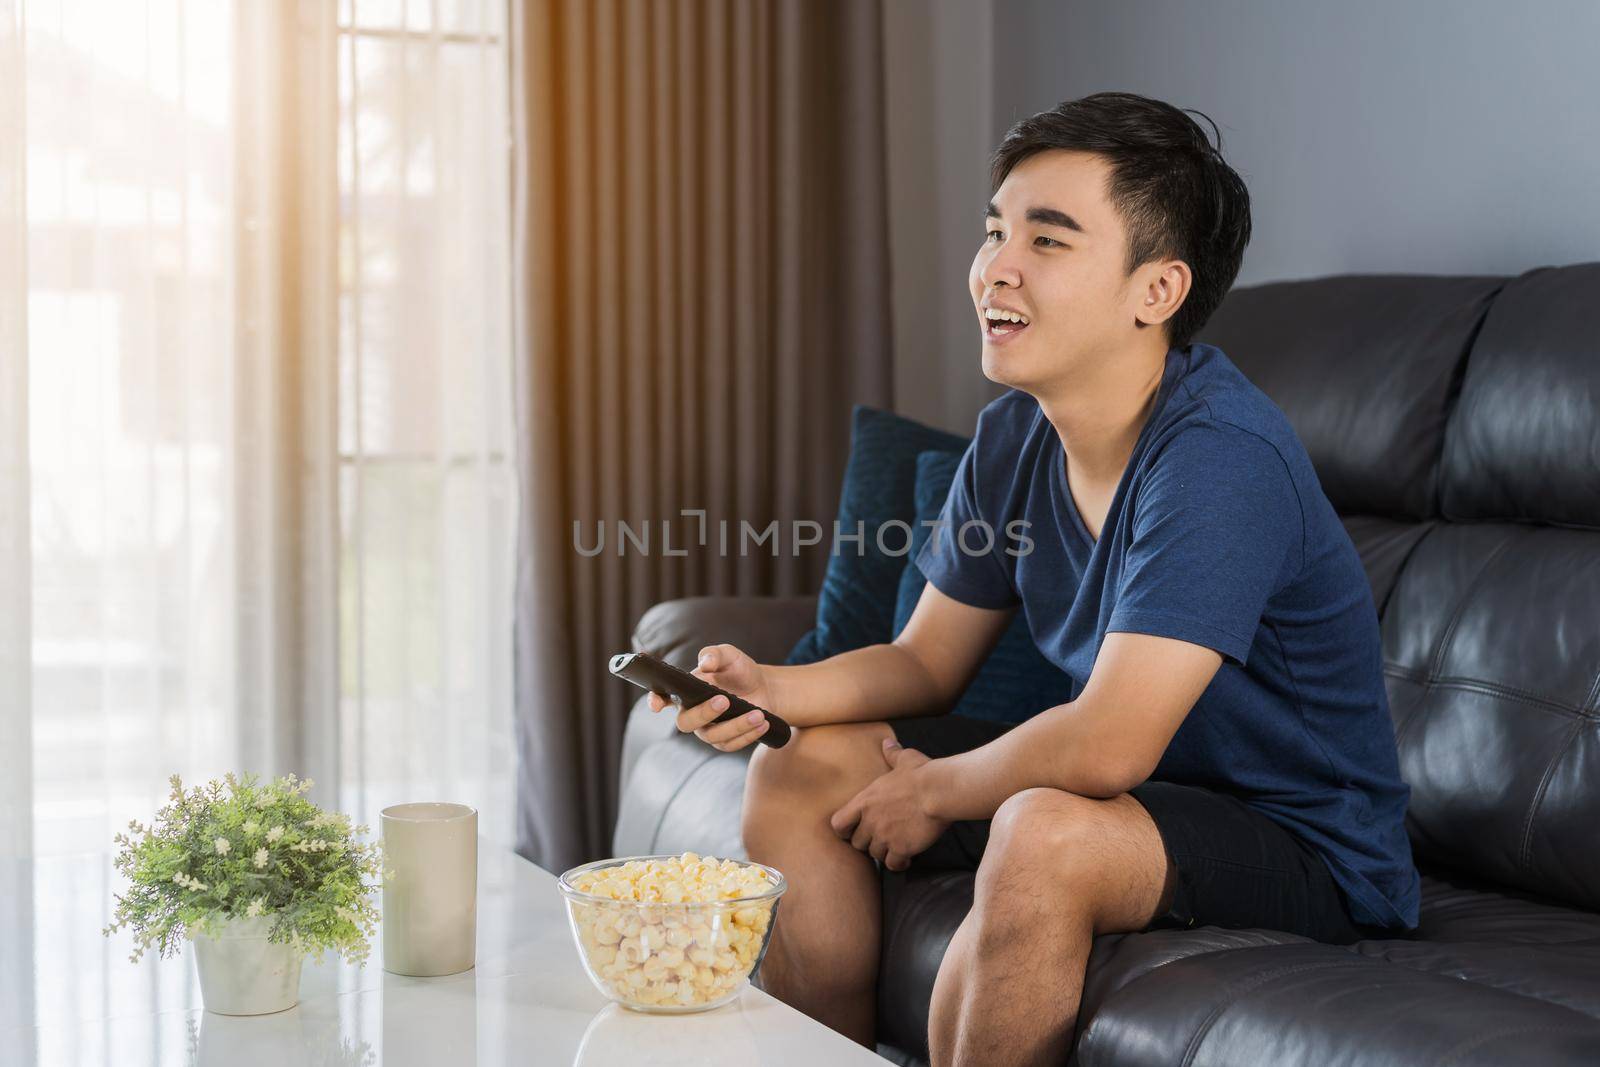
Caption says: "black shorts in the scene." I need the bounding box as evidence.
[888,713,1403,946]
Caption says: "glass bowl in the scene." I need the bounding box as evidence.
[557,854,787,1014]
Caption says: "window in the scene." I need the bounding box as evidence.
[8,0,515,859]
[334,0,517,845]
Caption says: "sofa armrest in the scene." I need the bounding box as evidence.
[631,594,819,671]
[623,594,817,764]
[613,594,819,858]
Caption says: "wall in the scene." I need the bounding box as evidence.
[883,0,1006,435]
[887,0,1600,434]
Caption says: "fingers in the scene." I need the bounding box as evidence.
[884,851,909,872]
[700,717,770,752]
[697,644,734,672]
[694,707,769,747]
[648,690,669,713]
[696,645,750,690]
[829,797,862,839]
[673,694,735,734]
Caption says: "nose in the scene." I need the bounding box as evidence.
[979,239,1022,292]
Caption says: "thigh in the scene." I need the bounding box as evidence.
[1127,780,1378,945]
[745,718,897,820]
[980,786,1177,935]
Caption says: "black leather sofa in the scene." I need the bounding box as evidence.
[612,262,1600,1065]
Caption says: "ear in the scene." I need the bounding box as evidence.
[1135,260,1191,330]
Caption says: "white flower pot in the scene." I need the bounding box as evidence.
[190,915,304,1016]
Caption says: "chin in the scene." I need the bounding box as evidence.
[980,344,1033,389]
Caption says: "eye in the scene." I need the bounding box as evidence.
[985,229,1004,242]
[1035,236,1062,248]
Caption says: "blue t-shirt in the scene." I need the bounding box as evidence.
[915,342,1420,930]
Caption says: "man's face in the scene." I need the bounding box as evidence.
[968,149,1158,390]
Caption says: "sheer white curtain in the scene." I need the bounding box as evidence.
[333,0,517,845]
[0,0,515,868]
[3,0,31,863]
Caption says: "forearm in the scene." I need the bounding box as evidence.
[916,701,1140,821]
[762,643,952,728]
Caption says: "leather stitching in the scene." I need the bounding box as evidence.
[1384,669,1433,747]
[1377,517,1439,617]
[1517,720,1584,874]
[1393,527,1530,754]
[1579,662,1600,720]
[1423,527,1526,682]
[1383,667,1600,722]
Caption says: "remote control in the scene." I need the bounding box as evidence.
[609,651,792,748]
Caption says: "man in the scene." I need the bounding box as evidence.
[647,91,1419,1066]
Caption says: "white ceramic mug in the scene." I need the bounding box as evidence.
[380,802,478,977]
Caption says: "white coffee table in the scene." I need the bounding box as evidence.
[1,840,890,1065]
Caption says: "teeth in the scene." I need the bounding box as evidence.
[984,307,1029,325]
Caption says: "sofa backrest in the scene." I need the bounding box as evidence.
[1199,263,1600,913]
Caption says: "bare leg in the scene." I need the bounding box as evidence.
[742,721,896,1048]
[927,788,1176,1067]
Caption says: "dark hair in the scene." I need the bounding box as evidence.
[989,92,1251,350]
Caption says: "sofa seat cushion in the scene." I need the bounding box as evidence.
[876,868,1316,1063]
[876,870,975,1058]
[1346,869,1600,1022]
[1072,942,1600,1067]
[1410,869,1600,946]
[1350,937,1600,1023]
[1076,927,1317,1027]
[877,864,1600,1065]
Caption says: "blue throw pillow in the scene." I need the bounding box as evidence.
[891,450,1078,724]
[785,405,970,665]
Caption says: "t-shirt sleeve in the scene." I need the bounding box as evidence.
[1105,424,1304,667]
[913,436,1022,610]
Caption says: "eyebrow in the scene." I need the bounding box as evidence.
[985,199,1087,234]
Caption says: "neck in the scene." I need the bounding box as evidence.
[1034,342,1171,486]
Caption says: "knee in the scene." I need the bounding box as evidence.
[976,788,1107,901]
[747,723,852,797]
[742,724,868,846]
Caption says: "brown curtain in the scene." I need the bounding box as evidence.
[509,0,895,871]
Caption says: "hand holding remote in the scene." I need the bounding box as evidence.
[646,644,779,751]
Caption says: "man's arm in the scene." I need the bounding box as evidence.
[761,581,1013,728]
[916,631,1223,819]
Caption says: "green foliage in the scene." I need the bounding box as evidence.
[102,772,391,967]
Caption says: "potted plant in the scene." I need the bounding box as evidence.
[102,771,388,1016]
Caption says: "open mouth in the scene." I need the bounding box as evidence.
[983,308,1031,339]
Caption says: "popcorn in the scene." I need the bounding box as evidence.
[564,853,780,1011]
